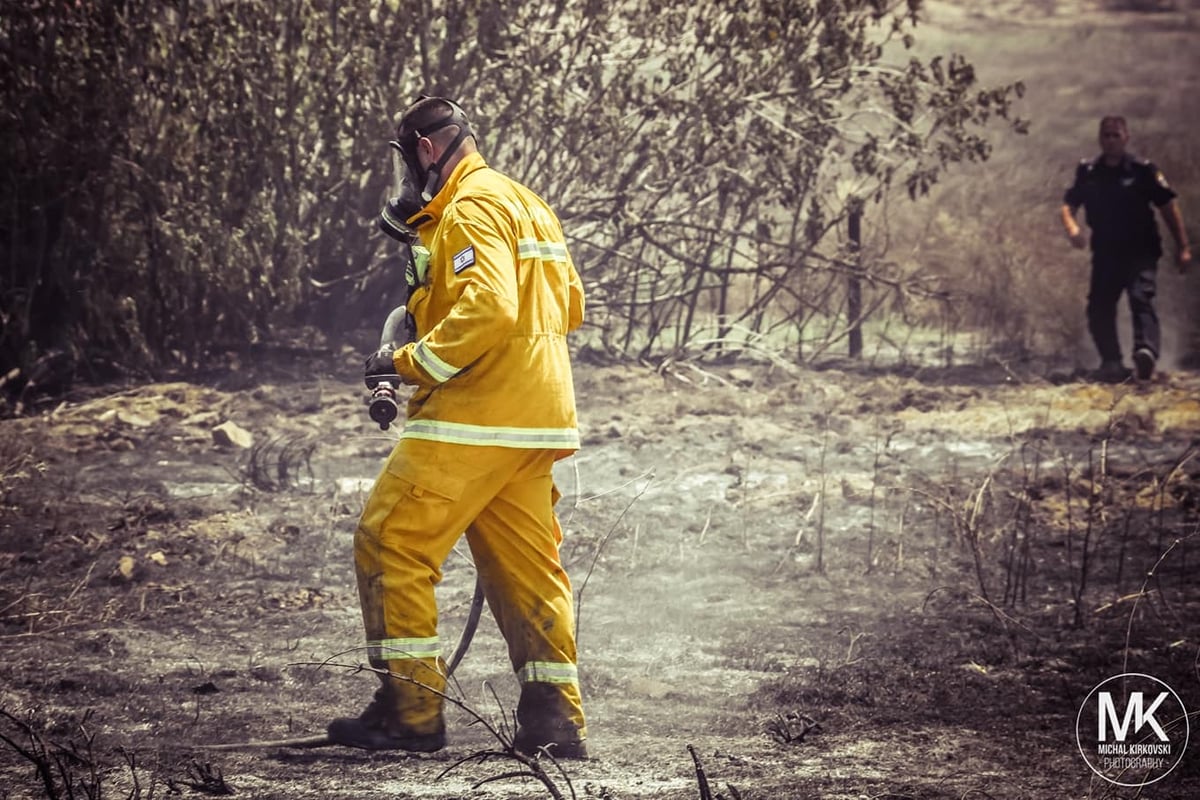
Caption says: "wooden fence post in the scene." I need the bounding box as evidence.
[847,203,863,359]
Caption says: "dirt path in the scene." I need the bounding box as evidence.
[3,354,1199,798]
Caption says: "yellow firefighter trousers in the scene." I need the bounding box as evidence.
[354,437,586,741]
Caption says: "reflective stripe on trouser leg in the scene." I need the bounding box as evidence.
[465,453,587,739]
[518,662,579,684]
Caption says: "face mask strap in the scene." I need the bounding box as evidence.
[418,123,472,202]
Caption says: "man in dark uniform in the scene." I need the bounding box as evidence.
[1060,115,1191,382]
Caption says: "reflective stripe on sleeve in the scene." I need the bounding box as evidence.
[368,636,441,661]
[402,419,580,450]
[517,239,568,263]
[518,661,579,685]
[413,341,461,383]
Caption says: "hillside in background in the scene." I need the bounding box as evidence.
[884,0,1199,368]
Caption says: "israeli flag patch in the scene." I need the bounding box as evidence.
[452,245,476,274]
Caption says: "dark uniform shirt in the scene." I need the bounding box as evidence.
[1063,154,1176,258]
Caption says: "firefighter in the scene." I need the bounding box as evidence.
[1060,115,1191,383]
[327,96,588,759]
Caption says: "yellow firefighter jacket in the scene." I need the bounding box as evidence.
[393,151,585,457]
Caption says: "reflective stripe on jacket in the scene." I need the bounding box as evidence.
[394,151,585,456]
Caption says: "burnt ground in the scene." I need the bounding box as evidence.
[5,0,1200,796]
[2,348,1199,799]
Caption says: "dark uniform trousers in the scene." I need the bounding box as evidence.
[1086,251,1159,364]
[1066,152,1176,367]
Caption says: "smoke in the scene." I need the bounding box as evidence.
[1156,264,1197,371]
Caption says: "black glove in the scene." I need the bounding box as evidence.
[364,347,397,380]
[365,347,401,428]
[379,184,424,243]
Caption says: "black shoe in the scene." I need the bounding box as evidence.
[326,715,446,751]
[513,727,588,760]
[326,685,446,752]
[1094,360,1131,384]
[1133,348,1156,381]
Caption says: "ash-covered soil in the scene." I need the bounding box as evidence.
[2,350,1199,799]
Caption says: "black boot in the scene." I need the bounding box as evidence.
[326,688,446,752]
[512,726,588,760]
[513,682,588,760]
[1133,348,1156,381]
[1094,359,1131,384]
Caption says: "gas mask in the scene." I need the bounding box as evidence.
[378,97,473,243]
[378,147,426,244]
[378,158,430,294]
[389,97,474,205]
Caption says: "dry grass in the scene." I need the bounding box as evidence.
[878,2,1200,366]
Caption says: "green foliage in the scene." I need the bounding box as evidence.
[1,0,415,391]
[1,0,1025,398]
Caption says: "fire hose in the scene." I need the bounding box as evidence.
[195,308,486,750]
